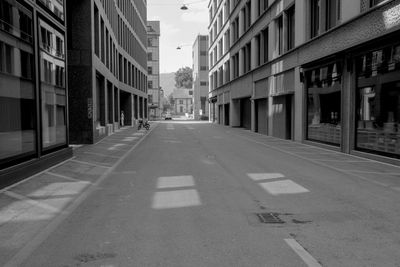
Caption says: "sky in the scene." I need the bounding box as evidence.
[147,0,209,73]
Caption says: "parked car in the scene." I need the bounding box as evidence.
[165,113,172,120]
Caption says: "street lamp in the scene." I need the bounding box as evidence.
[180,0,206,10]
[176,44,191,50]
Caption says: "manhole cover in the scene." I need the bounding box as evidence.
[256,213,285,224]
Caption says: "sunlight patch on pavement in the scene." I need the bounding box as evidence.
[166,124,175,130]
[247,173,285,181]
[151,189,201,209]
[156,175,195,189]
[0,201,56,223]
[27,181,90,198]
[108,144,127,150]
[122,137,138,141]
[259,180,310,195]
[132,133,144,136]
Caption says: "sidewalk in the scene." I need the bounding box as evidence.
[0,124,155,266]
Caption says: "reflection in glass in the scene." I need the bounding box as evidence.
[306,63,342,146]
[357,83,400,155]
[0,1,36,163]
[39,19,66,149]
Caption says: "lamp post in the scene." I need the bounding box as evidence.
[180,0,207,10]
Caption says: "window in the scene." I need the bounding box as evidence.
[262,27,268,63]
[55,66,65,87]
[310,0,320,38]
[326,0,340,30]
[255,34,261,67]
[20,50,33,79]
[0,1,13,32]
[276,16,283,55]
[218,39,223,58]
[148,38,155,47]
[56,36,64,58]
[225,29,230,53]
[19,9,33,43]
[179,100,184,104]
[200,51,207,56]
[225,60,230,82]
[148,94,153,103]
[370,0,386,7]
[148,52,152,60]
[200,81,208,86]
[0,42,13,74]
[94,5,99,56]
[148,80,153,88]
[286,6,295,51]
[41,27,53,53]
[148,66,153,74]
[43,60,53,84]
[245,42,251,72]
[306,62,342,146]
[189,91,193,95]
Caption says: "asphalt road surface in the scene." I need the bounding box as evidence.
[2,121,400,266]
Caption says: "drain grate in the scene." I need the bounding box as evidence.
[256,213,285,224]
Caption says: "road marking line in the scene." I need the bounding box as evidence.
[259,180,310,195]
[82,151,120,159]
[314,159,368,163]
[46,172,92,184]
[152,189,201,209]
[4,123,157,267]
[156,175,195,189]
[3,191,61,214]
[284,238,322,267]
[70,159,111,168]
[247,173,285,181]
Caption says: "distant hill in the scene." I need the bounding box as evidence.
[160,73,175,97]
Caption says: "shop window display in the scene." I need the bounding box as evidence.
[356,44,400,157]
[306,62,342,145]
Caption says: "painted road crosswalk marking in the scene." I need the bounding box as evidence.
[156,175,195,189]
[152,189,201,209]
[247,173,310,195]
[260,180,310,195]
[247,173,285,181]
[152,175,201,209]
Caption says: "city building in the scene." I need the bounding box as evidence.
[172,88,193,115]
[67,0,148,144]
[147,20,161,119]
[208,0,400,163]
[192,35,210,120]
[0,0,71,186]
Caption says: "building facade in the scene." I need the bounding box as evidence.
[67,0,148,144]
[208,0,400,163]
[147,20,161,119]
[172,88,193,115]
[192,35,210,120]
[0,0,72,187]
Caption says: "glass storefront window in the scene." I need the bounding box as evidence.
[39,19,66,149]
[306,62,342,146]
[0,2,36,166]
[37,0,64,21]
[356,44,400,157]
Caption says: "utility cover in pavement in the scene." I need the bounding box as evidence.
[256,213,284,224]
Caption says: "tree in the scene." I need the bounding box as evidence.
[174,67,193,89]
